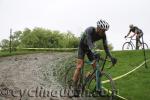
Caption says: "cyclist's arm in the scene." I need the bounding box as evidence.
[103,36,117,65]
[126,30,132,37]
[87,31,94,50]
[103,35,112,58]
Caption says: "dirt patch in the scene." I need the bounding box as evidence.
[0,52,74,100]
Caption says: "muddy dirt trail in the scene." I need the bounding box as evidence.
[0,52,77,100]
[0,52,112,100]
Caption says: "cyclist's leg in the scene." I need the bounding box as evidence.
[137,34,140,43]
[139,32,143,44]
[72,45,85,88]
[72,45,86,97]
[136,35,139,50]
[72,59,84,85]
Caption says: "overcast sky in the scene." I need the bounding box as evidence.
[0,0,150,50]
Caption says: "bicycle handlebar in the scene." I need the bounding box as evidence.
[85,54,117,70]
[124,36,136,40]
[125,35,132,38]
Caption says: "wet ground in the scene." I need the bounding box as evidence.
[0,52,76,100]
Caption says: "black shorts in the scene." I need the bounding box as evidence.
[78,42,94,61]
[139,32,143,38]
[136,32,143,41]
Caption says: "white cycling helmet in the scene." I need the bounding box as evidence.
[97,19,109,31]
[129,24,134,28]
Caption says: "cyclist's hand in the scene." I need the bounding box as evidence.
[106,57,117,69]
[129,36,133,38]
[111,57,117,66]
[91,60,96,68]
[93,53,100,60]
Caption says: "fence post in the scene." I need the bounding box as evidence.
[9,28,12,53]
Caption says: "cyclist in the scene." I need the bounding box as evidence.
[72,19,116,96]
[125,24,144,50]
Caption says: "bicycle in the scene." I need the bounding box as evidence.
[63,53,117,100]
[122,37,148,50]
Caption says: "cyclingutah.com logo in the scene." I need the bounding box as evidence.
[0,86,119,99]
[0,87,11,97]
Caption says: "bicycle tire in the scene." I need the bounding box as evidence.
[64,65,85,96]
[122,42,133,50]
[139,43,148,50]
[85,71,117,100]
[63,65,76,88]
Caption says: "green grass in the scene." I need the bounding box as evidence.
[0,50,37,57]
[111,50,150,100]
[116,62,150,100]
[101,50,150,100]
[61,49,150,100]
[18,48,77,52]
[0,48,77,57]
[106,50,150,77]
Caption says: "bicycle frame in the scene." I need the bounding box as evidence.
[81,55,108,92]
[127,37,136,49]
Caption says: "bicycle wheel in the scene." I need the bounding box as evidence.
[122,42,133,50]
[64,66,84,89]
[64,65,76,88]
[139,43,148,50]
[86,71,116,100]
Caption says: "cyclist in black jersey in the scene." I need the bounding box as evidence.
[125,24,143,50]
[72,19,117,95]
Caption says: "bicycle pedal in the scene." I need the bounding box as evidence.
[97,90,106,97]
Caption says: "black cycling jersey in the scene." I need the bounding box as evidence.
[78,27,112,60]
[129,26,143,34]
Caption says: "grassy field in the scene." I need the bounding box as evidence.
[92,50,150,100]
[111,50,150,100]
[0,50,51,57]
[60,49,150,100]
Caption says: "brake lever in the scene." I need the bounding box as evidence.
[106,59,117,69]
[106,63,115,69]
[99,58,112,69]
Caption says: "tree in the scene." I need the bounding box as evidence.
[11,31,22,50]
[0,27,113,50]
[0,39,9,50]
[62,31,79,48]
